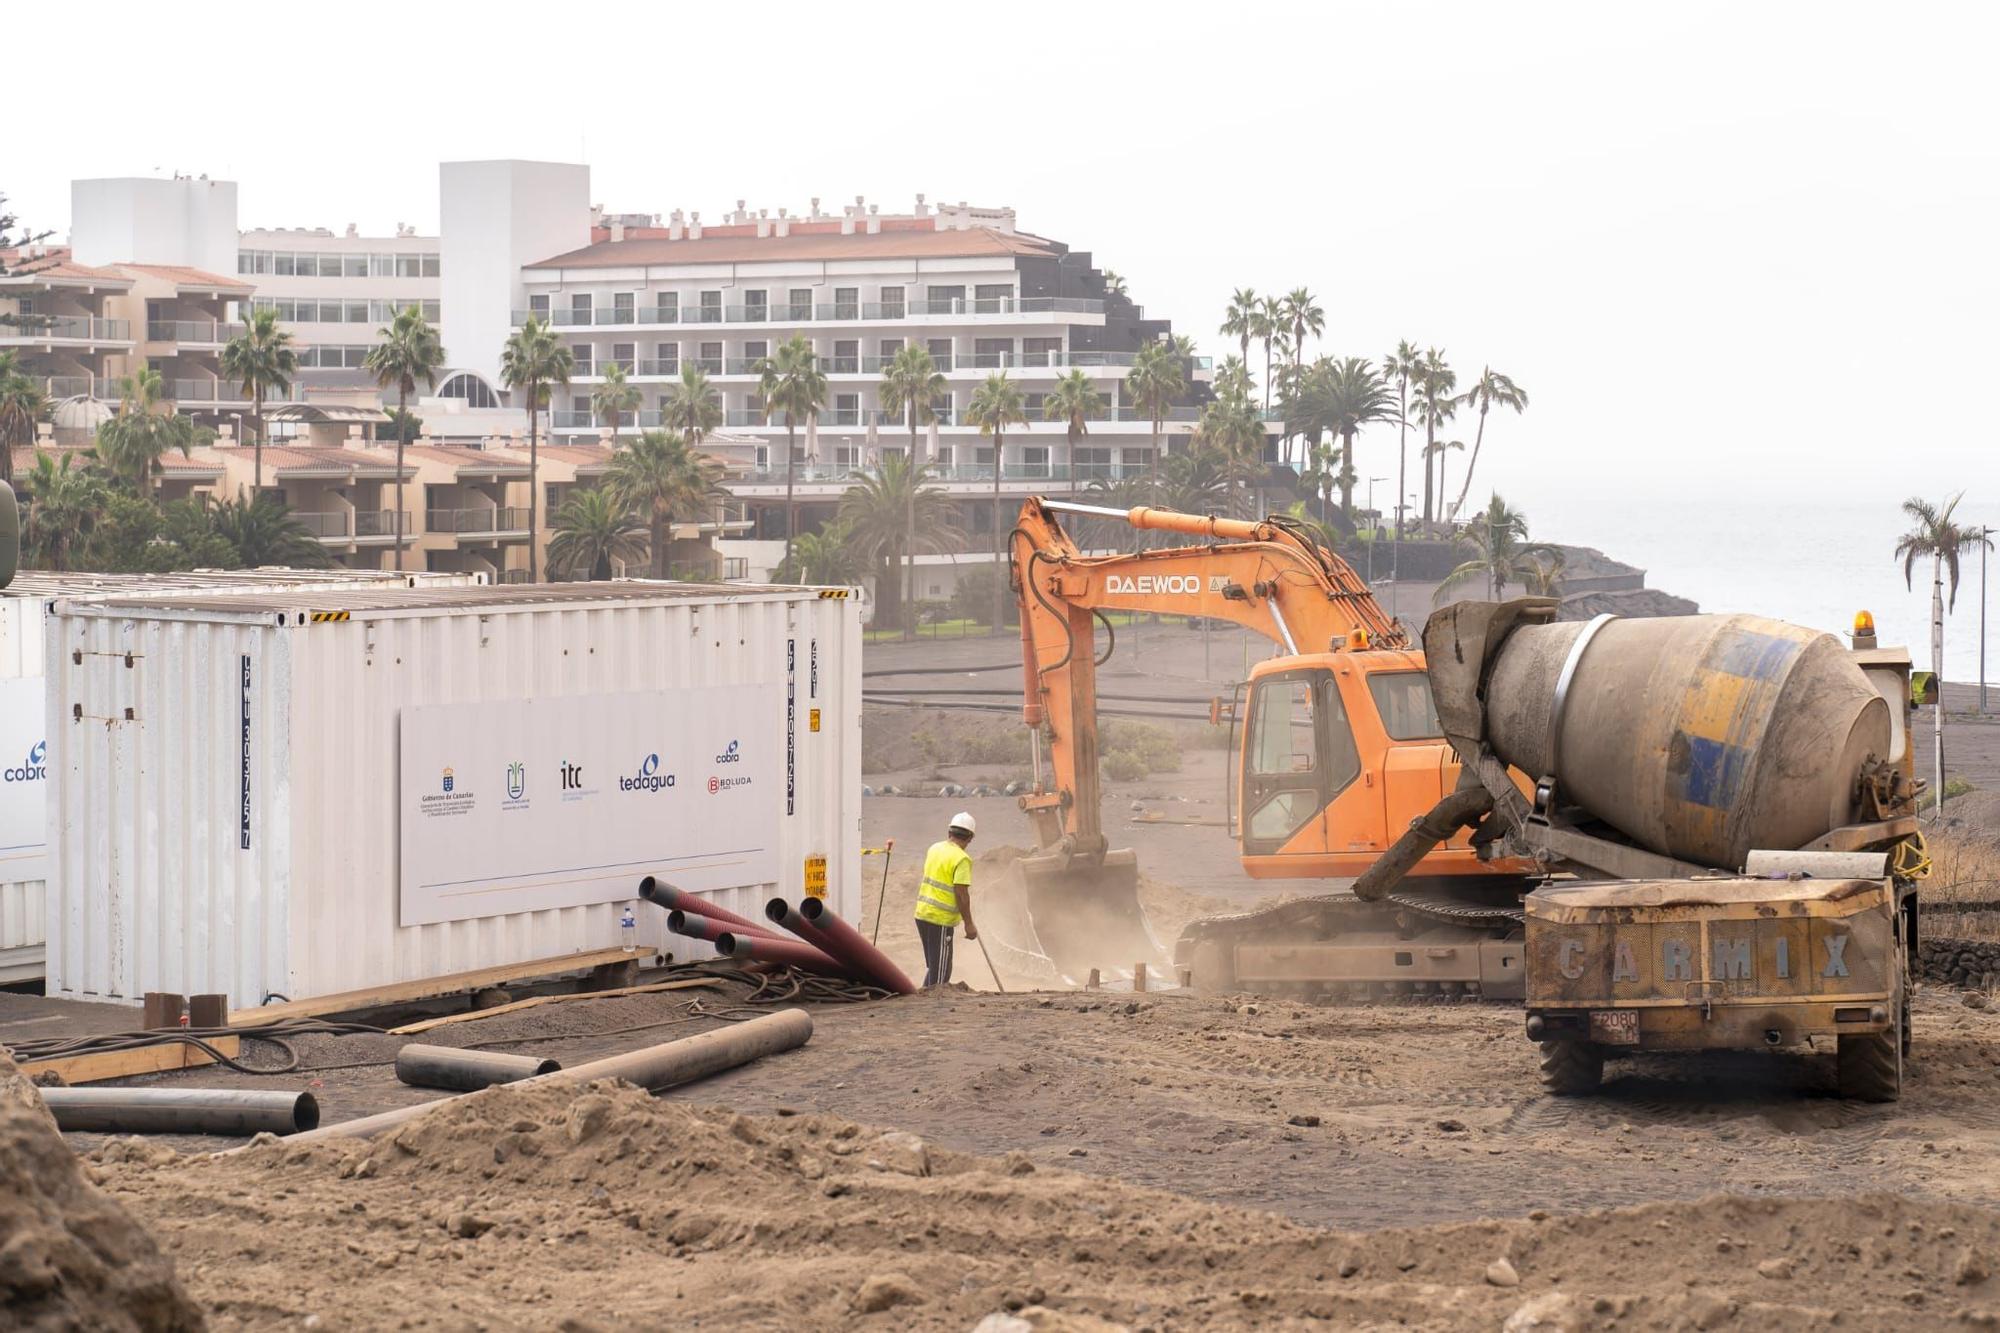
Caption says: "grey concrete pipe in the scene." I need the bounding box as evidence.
[1474,613,1890,869]
[394,1045,560,1092]
[274,1007,814,1146]
[42,1087,319,1136]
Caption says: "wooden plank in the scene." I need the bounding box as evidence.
[385,977,719,1036]
[228,948,658,1028]
[19,1036,241,1086]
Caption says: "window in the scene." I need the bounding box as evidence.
[655,343,679,371]
[421,300,441,322]
[275,253,297,276]
[439,372,499,409]
[878,338,903,360]
[344,255,368,278]
[238,253,254,274]
[698,291,722,322]
[370,254,396,278]
[656,292,679,321]
[879,286,905,318]
[744,340,768,362]
[318,254,342,277]
[975,445,996,467]
[347,302,369,323]
[833,287,858,318]
[1025,392,1047,416]
[1075,446,1112,477]
[787,288,812,319]
[926,284,965,311]
[573,345,593,372]
[1024,336,1062,367]
[927,338,952,370]
[975,283,1013,312]
[613,292,636,320]
[744,290,768,320]
[397,253,424,278]
[1243,672,1360,849]
[612,342,635,369]
[1367,673,1443,740]
[422,254,440,277]
[530,294,551,318]
[274,299,298,322]
[571,293,593,318]
[343,346,369,369]
[1021,446,1049,476]
[974,337,1013,367]
[571,395,589,413]
[699,341,722,369]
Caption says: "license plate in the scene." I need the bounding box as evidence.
[1589,1009,1639,1044]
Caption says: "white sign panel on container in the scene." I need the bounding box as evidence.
[0,675,48,883]
[399,686,783,926]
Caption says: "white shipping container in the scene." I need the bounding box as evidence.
[0,568,485,982]
[47,582,860,1008]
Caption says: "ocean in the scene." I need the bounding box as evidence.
[1503,488,2000,688]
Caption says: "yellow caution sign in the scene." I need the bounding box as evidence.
[309,610,351,623]
[816,589,849,600]
[809,707,821,733]
[803,854,829,899]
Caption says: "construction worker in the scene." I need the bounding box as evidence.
[915,812,978,987]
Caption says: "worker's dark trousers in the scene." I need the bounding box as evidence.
[915,919,955,987]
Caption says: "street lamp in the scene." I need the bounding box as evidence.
[1364,476,1387,583]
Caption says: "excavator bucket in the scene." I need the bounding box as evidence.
[981,847,1166,986]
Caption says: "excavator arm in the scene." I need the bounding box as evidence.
[1009,497,1406,859]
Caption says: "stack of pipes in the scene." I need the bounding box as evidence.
[639,877,914,995]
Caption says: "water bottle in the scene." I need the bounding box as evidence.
[620,906,637,954]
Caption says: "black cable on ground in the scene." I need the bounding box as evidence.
[5,1019,384,1076]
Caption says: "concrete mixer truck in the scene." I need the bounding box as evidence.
[1352,599,1924,1101]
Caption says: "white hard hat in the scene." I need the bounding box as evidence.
[949,811,977,836]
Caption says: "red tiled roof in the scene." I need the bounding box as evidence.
[252,445,409,474]
[0,247,133,286]
[528,226,1057,270]
[400,445,530,470]
[10,445,222,478]
[114,263,253,293]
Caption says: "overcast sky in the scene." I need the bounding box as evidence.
[8,1,1997,512]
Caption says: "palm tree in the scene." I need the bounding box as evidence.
[1197,392,1266,518]
[1042,369,1103,491]
[1408,347,1458,530]
[966,372,1026,629]
[1214,355,1254,402]
[499,315,574,583]
[219,307,298,491]
[757,334,827,573]
[837,454,956,632]
[1124,341,1185,484]
[1254,295,1284,412]
[1220,288,1260,371]
[210,491,330,567]
[547,486,647,581]
[878,345,948,634]
[95,368,203,495]
[1155,444,1230,518]
[662,363,722,443]
[363,305,446,570]
[1101,270,1128,300]
[0,351,47,484]
[1896,493,1994,817]
[1427,439,1466,522]
[1289,357,1395,518]
[1436,494,1552,602]
[1449,367,1528,523]
[1382,340,1422,541]
[604,429,725,580]
[590,361,641,442]
[773,517,869,586]
[20,450,106,569]
[1281,288,1325,368]
[1521,549,1566,597]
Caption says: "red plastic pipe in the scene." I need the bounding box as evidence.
[640,878,781,939]
[799,897,917,995]
[715,930,848,975]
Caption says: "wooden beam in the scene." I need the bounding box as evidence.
[19,1036,241,1086]
[228,948,659,1027]
[386,977,719,1036]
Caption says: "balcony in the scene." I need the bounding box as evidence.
[42,375,93,399]
[428,507,533,536]
[147,319,242,346]
[167,378,233,404]
[636,359,679,377]
[354,510,408,540]
[1,315,132,345]
[296,511,351,540]
[549,411,664,432]
[513,295,1107,331]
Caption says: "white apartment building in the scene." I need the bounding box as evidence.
[519,196,1217,546]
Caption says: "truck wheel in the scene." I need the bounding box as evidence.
[1538,1040,1603,1096]
[1838,1021,1903,1103]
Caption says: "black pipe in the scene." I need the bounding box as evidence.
[40,1088,319,1136]
[1352,785,1497,902]
[394,1045,560,1092]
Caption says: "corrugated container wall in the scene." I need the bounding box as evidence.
[0,568,484,982]
[47,585,860,1007]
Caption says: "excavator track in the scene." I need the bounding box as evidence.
[1174,881,1533,1001]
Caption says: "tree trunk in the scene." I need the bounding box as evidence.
[527,385,540,583]
[1451,402,1490,523]
[252,397,264,494]
[394,384,408,571]
[1262,341,1272,412]
[1339,428,1356,517]
[652,505,668,581]
[1420,418,1435,530]
[783,417,796,577]
[904,408,918,641]
[1392,380,1407,585]
[1933,553,1946,820]
[991,425,1005,633]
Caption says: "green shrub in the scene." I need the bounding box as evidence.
[1103,749,1149,782]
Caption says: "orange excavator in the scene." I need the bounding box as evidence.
[1000,495,1535,996]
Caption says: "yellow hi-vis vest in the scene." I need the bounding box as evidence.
[915,839,972,927]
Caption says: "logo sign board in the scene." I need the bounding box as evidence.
[0,676,48,882]
[399,685,783,926]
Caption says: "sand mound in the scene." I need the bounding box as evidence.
[97,1076,2000,1330]
[0,1053,202,1332]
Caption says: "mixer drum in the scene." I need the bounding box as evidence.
[1481,615,1890,870]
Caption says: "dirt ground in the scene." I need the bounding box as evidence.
[11,621,2000,1330]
